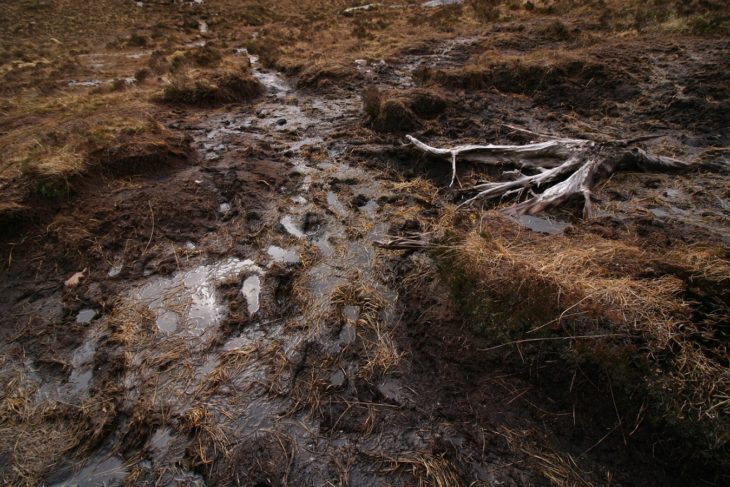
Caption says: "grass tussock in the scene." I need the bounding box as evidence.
[362,86,448,133]
[1,93,188,191]
[0,368,120,486]
[0,92,190,233]
[158,57,263,106]
[332,281,403,382]
[444,212,729,466]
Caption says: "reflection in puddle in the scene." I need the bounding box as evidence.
[76,308,97,324]
[267,245,300,264]
[50,454,127,487]
[515,214,570,235]
[132,258,263,334]
[241,275,262,315]
[281,215,305,238]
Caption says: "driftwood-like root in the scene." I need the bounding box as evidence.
[406,134,688,218]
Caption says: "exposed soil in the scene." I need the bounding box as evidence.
[1,2,729,486]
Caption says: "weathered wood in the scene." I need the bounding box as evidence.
[406,134,690,218]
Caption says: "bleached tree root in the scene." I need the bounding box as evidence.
[406,134,689,218]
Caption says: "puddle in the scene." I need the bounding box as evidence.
[132,257,263,334]
[514,215,570,235]
[108,264,123,278]
[241,275,262,315]
[423,0,463,6]
[339,323,357,345]
[329,370,346,387]
[148,427,184,464]
[281,215,305,238]
[342,305,360,322]
[76,308,97,324]
[344,4,383,14]
[307,263,347,296]
[68,79,103,87]
[267,245,300,265]
[239,48,291,96]
[367,222,390,242]
[360,200,379,218]
[378,378,404,403]
[50,454,127,487]
[291,195,308,205]
[288,136,324,153]
[313,232,335,257]
[327,191,349,218]
[68,78,135,88]
[650,206,689,219]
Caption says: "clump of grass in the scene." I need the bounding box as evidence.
[441,212,730,467]
[332,281,403,382]
[166,45,223,73]
[372,451,462,486]
[362,90,421,134]
[1,92,189,201]
[362,85,382,120]
[158,58,262,106]
[362,86,448,133]
[0,367,121,485]
[467,0,502,22]
[297,62,355,89]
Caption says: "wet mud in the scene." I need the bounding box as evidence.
[1,15,728,487]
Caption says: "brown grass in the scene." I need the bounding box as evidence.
[443,212,729,465]
[332,281,403,382]
[158,57,263,106]
[370,450,462,487]
[0,367,121,486]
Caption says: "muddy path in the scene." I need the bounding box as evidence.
[1,33,720,486]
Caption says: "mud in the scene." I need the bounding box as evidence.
[1,7,729,487]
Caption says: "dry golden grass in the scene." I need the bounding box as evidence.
[495,425,601,487]
[0,368,121,486]
[184,404,231,469]
[0,91,189,198]
[332,281,403,382]
[158,57,262,106]
[445,211,729,464]
[371,450,462,487]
